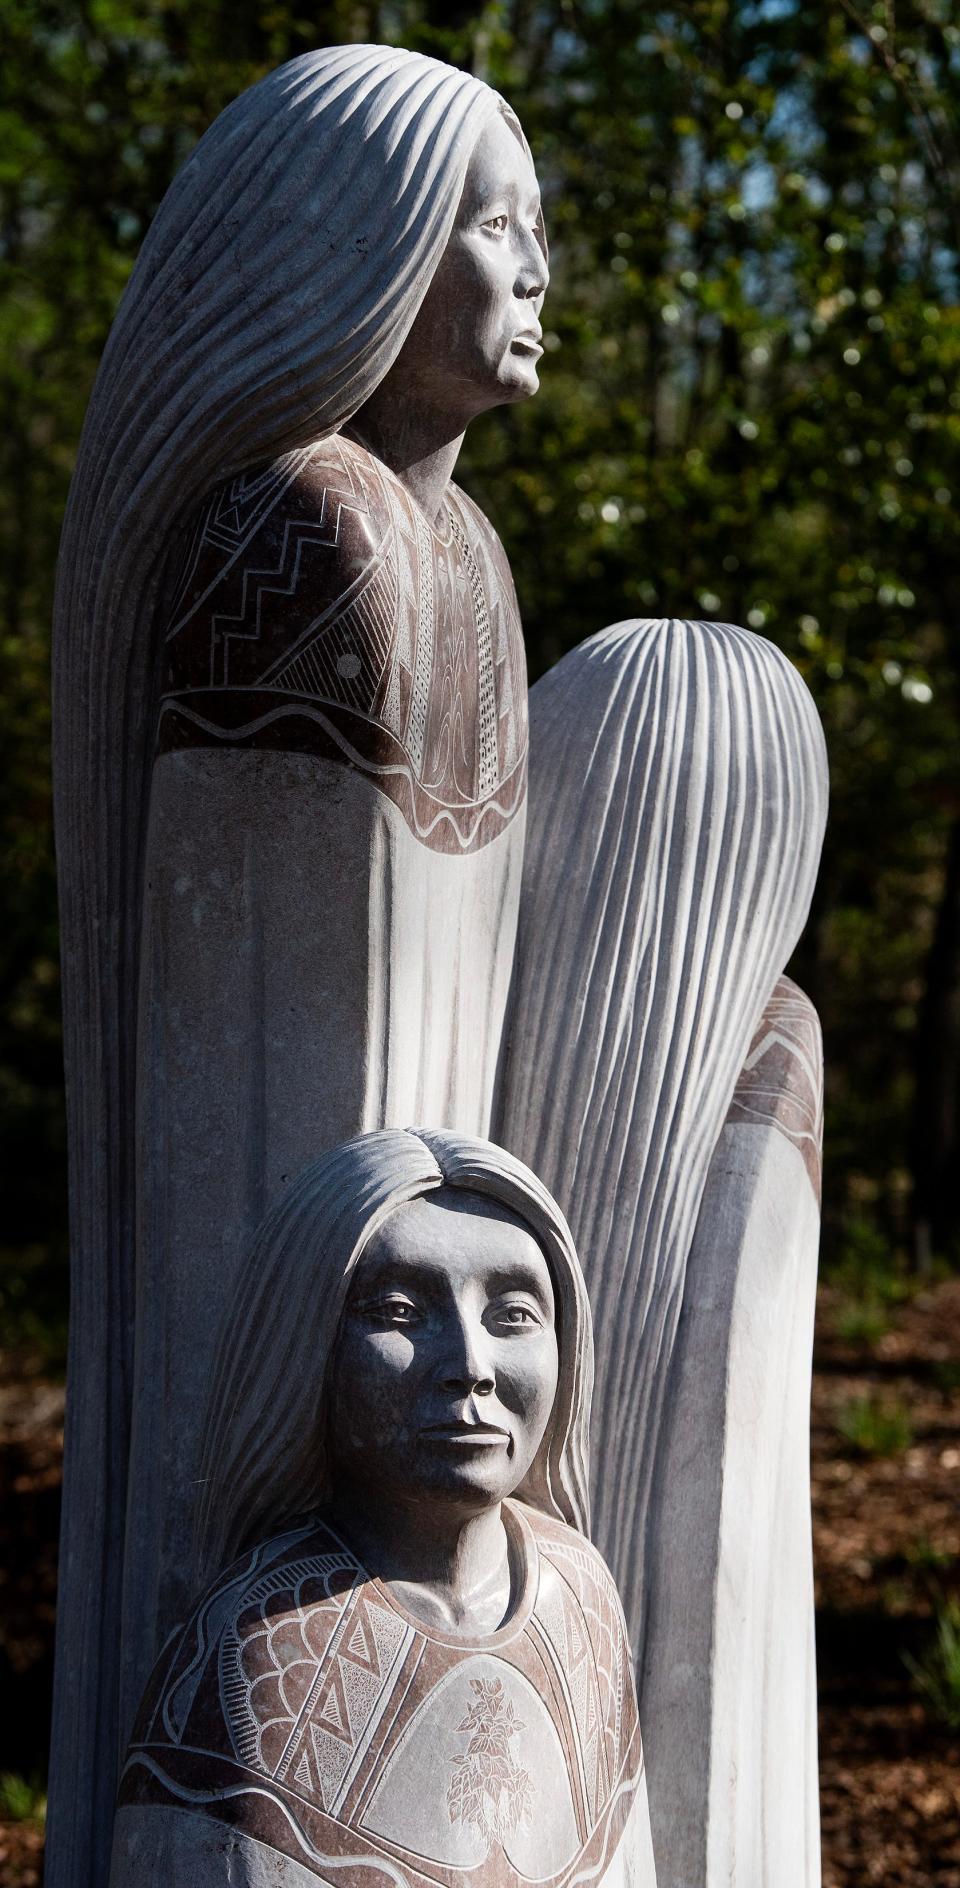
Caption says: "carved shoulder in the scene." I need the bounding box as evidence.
[124,1518,360,1756]
[160,435,396,694]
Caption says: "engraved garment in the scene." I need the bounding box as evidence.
[118,1502,655,1886]
[158,434,529,855]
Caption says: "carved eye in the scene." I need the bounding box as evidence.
[483,213,509,236]
[490,1301,541,1331]
[363,1295,418,1327]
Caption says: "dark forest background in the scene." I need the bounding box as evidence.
[2,0,960,1360]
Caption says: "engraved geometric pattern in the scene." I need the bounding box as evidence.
[221,1568,410,1817]
[535,1524,626,1818]
[118,1507,646,1884]
[156,434,528,854]
[725,973,824,1200]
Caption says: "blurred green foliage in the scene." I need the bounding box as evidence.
[2,0,960,1349]
[905,1595,960,1730]
[835,1394,914,1456]
[0,1772,46,1824]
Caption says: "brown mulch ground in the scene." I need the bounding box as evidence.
[815,1277,960,1885]
[0,1282,958,1883]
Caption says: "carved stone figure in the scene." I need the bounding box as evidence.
[52,40,828,1888]
[496,622,827,1885]
[109,1129,657,1886]
[52,52,546,1885]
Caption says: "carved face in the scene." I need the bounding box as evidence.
[385,110,548,421]
[329,1187,559,1516]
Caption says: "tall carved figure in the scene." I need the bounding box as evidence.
[52,49,545,1887]
[52,38,828,1888]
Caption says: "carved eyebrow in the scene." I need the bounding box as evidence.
[347,1255,443,1300]
[484,1263,554,1313]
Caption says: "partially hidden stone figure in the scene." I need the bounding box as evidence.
[109,1129,658,1886]
[52,41,829,1888]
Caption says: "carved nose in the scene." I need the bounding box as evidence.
[517,228,549,301]
[440,1366,495,1397]
[439,1318,495,1397]
[521,261,549,300]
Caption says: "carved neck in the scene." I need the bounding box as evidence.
[327,1488,513,1638]
[342,398,465,528]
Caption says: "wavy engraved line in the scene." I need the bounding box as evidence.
[121,1754,412,1885]
[565,1767,647,1888]
[157,699,526,848]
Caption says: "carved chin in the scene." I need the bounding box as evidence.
[497,356,540,399]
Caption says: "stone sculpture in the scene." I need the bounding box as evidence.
[52,52,544,1884]
[109,1129,658,1886]
[497,621,827,1883]
[51,39,828,1888]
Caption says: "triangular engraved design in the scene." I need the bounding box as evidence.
[584,1718,600,1819]
[381,652,402,736]
[294,1751,313,1791]
[320,1688,344,1733]
[314,1663,352,1744]
[309,1723,352,1811]
[367,1598,408,1676]
[570,1642,589,1740]
[346,1612,378,1673]
[566,1608,588,1670]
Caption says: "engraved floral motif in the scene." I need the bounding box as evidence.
[447,1674,534,1844]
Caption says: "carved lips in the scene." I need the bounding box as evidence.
[421,1420,512,1448]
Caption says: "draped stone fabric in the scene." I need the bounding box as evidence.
[495,618,828,1653]
[641,977,823,1888]
[122,443,530,1742]
[157,435,528,852]
[110,1504,657,1887]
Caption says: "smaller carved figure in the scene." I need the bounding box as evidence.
[110,1129,657,1885]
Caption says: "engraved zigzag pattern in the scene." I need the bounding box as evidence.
[165,448,321,633]
[268,555,399,712]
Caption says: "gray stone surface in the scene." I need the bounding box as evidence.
[641,979,822,1887]
[124,753,524,1739]
[495,618,828,1887]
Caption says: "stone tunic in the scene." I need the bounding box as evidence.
[158,432,528,852]
[121,442,529,1737]
[113,1502,656,1887]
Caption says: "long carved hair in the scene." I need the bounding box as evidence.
[193,1128,593,1590]
[49,49,526,1868]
